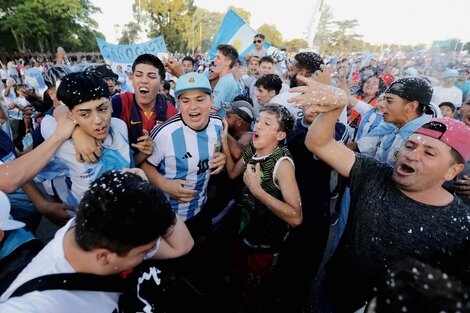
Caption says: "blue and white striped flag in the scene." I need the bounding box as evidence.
[209,9,270,61]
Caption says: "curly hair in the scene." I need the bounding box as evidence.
[75,171,176,256]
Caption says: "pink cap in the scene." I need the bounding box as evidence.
[414,118,470,161]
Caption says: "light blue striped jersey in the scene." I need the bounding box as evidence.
[35,118,133,206]
[148,113,223,221]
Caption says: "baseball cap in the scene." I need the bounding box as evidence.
[0,191,25,231]
[385,77,433,106]
[84,64,118,81]
[174,72,212,98]
[443,69,459,79]
[404,67,418,76]
[222,100,255,123]
[413,118,470,161]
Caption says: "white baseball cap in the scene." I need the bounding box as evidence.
[0,191,25,231]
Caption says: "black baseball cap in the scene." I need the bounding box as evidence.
[385,77,433,106]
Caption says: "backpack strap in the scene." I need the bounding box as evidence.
[9,273,125,299]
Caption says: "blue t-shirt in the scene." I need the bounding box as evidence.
[213,73,239,117]
[0,129,16,163]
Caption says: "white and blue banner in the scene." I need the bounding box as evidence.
[96,36,167,64]
[209,9,270,61]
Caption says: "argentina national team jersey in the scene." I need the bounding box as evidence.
[35,118,133,206]
[148,113,222,221]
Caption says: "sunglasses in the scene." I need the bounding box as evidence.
[254,40,262,44]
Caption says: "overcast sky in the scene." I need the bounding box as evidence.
[91,0,470,46]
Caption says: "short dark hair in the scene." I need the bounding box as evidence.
[132,53,166,81]
[294,52,324,75]
[57,72,110,110]
[254,33,265,40]
[259,103,295,134]
[438,101,456,113]
[259,56,275,66]
[233,94,253,106]
[182,56,195,66]
[76,171,176,257]
[216,44,239,68]
[255,74,282,95]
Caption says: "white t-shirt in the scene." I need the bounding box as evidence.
[0,219,121,312]
[270,91,303,119]
[432,85,463,108]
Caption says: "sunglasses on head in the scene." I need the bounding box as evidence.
[254,40,262,44]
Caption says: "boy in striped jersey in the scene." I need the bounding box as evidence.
[141,72,226,302]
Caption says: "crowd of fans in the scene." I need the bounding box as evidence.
[0,35,470,313]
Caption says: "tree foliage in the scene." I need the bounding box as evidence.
[0,0,102,53]
[118,21,141,45]
[257,24,283,47]
[192,8,223,53]
[285,38,308,52]
[136,0,195,54]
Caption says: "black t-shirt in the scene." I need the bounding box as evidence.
[286,120,331,223]
[326,154,470,312]
[0,129,16,162]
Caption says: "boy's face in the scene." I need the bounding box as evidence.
[182,60,194,73]
[70,97,112,141]
[259,62,273,76]
[256,86,276,105]
[249,60,259,75]
[302,105,319,125]
[103,240,157,275]
[254,36,264,49]
[439,105,455,118]
[252,111,285,150]
[178,90,212,130]
[133,63,161,107]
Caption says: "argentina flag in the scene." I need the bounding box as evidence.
[209,9,270,61]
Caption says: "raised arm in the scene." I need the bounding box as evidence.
[152,214,194,259]
[0,106,75,193]
[288,75,355,178]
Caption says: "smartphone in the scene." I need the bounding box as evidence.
[352,71,360,80]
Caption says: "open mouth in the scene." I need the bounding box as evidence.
[189,112,201,119]
[95,125,107,135]
[253,131,260,140]
[398,163,415,175]
[139,87,149,95]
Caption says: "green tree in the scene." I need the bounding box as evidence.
[192,7,223,53]
[327,19,362,54]
[285,38,308,52]
[0,0,101,53]
[136,0,195,53]
[312,4,334,52]
[257,24,283,47]
[118,21,141,44]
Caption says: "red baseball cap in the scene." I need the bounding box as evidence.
[414,118,470,162]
